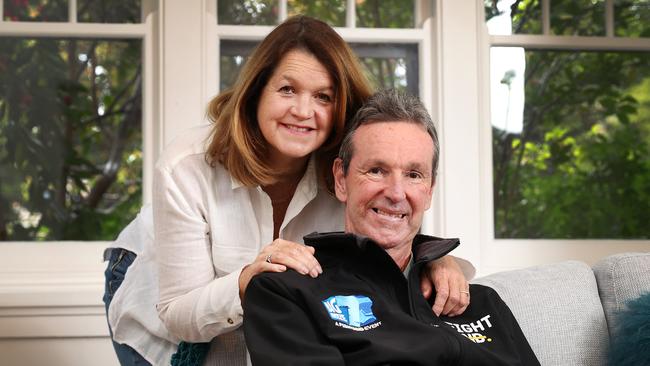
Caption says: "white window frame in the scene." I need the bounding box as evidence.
[0,0,159,340]
[476,0,650,274]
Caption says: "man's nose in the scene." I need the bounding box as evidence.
[291,94,314,120]
[384,175,406,202]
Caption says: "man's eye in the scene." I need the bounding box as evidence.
[407,171,424,179]
[368,167,383,176]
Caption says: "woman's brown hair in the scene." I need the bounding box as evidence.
[206,15,372,192]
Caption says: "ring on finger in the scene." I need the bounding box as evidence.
[460,290,470,295]
[265,253,273,264]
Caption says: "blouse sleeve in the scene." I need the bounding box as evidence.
[153,159,244,342]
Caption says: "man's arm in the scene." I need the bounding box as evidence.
[243,274,345,366]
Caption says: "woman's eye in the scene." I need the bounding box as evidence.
[316,93,332,103]
[278,85,295,94]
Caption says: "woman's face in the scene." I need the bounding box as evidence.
[257,49,335,170]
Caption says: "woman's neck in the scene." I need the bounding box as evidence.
[262,159,310,239]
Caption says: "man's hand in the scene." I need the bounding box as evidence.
[420,255,469,317]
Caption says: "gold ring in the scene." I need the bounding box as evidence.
[460,290,470,295]
[265,253,273,264]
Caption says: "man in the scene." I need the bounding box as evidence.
[243,90,539,365]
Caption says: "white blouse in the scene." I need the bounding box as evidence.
[152,124,346,342]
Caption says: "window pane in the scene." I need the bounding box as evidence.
[550,0,605,36]
[485,0,542,35]
[3,0,67,22]
[615,0,650,38]
[356,0,414,28]
[491,48,650,239]
[288,0,345,27]
[78,0,141,23]
[0,38,142,241]
[351,43,418,96]
[217,0,278,25]
[219,41,419,96]
[219,41,252,91]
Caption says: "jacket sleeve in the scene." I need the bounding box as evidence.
[243,274,345,366]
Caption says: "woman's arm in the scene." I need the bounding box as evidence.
[420,255,475,317]
[153,163,243,342]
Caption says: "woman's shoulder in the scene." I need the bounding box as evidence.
[156,124,214,172]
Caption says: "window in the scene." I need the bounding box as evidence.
[0,0,156,347]
[486,0,650,240]
[216,0,424,96]
[219,40,419,95]
[0,1,148,242]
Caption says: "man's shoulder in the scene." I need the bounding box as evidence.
[248,270,319,295]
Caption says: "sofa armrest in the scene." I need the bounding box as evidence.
[593,252,650,337]
[473,261,608,366]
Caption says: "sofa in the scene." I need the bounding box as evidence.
[472,252,650,366]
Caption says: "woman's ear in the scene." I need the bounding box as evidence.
[333,158,347,203]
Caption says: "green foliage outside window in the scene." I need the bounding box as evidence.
[487,2,650,239]
[1,1,143,241]
[3,0,67,22]
[288,0,346,27]
[356,0,414,28]
[0,37,142,241]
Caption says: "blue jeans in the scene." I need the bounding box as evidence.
[103,248,152,366]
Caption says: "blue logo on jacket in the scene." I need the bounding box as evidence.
[322,295,377,327]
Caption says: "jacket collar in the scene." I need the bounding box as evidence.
[304,232,460,263]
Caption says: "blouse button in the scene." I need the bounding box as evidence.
[227,318,234,324]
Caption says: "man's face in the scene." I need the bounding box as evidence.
[334,121,435,251]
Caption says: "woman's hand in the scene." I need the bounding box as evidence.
[238,239,323,300]
[419,255,470,317]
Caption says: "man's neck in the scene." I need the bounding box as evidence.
[384,245,413,272]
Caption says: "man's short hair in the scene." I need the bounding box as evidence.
[338,89,440,177]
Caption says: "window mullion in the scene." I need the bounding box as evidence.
[605,0,614,37]
[346,0,355,28]
[542,0,550,35]
[278,0,287,23]
[0,22,147,38]
[69,0,77,23]
[490,34,650,51]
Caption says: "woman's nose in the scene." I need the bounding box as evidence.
[291,95,314,120]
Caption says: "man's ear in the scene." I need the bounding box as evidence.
[333,158,347,203]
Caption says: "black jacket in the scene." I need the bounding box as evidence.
[243,232,539,365]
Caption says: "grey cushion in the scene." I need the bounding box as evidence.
[473,261,609,366]
[593,252,650,337]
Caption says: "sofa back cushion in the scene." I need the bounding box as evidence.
[593,252,650,337]
[473,260,608,366]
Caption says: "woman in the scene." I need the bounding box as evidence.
[104,15,473,366]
